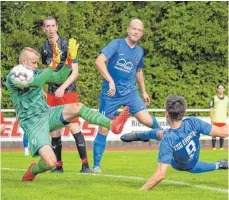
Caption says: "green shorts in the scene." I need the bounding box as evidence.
[25,105,67,157]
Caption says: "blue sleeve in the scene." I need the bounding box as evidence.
[191,117,212,136]
[137,56,144,69]
[157,137,173,164]
[101,40,119,60]
[73,59,78,64]
[137,50,144,68]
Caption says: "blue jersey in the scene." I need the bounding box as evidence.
[100,38,144,98]
[158,117,212,170]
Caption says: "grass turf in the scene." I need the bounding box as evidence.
[1,149,228,200]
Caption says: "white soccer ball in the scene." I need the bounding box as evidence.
[10,64,34,88]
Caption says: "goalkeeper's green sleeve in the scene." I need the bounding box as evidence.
[29,65,72,87]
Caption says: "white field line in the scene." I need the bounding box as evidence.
[1,167,228,193]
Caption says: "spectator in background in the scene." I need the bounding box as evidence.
[210,83,229,150]
[41,16,90,173]
[0,112,5,134]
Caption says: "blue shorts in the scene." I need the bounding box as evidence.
[171,159,197,171]
[99,91,147,119]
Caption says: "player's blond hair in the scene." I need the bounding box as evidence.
[128,19,144,29]
[19,47,40,63]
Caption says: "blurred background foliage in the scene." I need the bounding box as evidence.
[1,1,228,114]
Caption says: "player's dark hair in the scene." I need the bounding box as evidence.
[216,83,224,89]
[165,95,186,122]
[43,16,57,27]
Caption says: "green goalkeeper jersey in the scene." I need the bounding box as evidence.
[6,69,49,130]
[6,64,72,131]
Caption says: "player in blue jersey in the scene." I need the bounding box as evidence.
[126,95,228,191]
[93,19,160,173]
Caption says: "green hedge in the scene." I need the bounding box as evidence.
[1,1,228,110]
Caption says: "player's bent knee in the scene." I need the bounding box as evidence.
[44,156,57,169]
[70,103,83,113]
[135,114,153,128]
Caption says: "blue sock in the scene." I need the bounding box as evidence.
[139,128,162,141]
[93,132,107,168]
[151,116,161,129]
[188,162,217,173]
[23,134,29,148]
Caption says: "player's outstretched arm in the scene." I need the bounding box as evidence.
[30,42,75,87]
[139,162,169,191]
[29,66,73,87]
[210,124,228,138]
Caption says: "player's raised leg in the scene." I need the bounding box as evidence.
[121,128,164,142]
[62,103,129,135]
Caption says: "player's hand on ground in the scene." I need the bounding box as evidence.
[138,184,150,191]
[138,181,153,191]
[66,38,79,66]
[107,81,116,96]
[50,42,60,70]
[142,92,150,106]
[55,86,66,98]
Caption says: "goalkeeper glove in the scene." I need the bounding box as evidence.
[50,42,60,70]
[65,38,79,66]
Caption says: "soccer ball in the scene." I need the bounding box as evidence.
[10,64,34,88]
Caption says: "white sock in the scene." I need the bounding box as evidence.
[24,147,29,155]
[215,162,220,170]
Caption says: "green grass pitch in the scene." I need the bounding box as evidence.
[1,149,228,200]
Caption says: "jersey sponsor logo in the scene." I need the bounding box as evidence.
[173,132,198,163]
[115,58,133,73]
[173,131,197,151]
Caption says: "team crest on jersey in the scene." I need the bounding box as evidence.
[134,57,139,64]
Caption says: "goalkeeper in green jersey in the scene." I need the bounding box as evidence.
[6,40,129,182]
